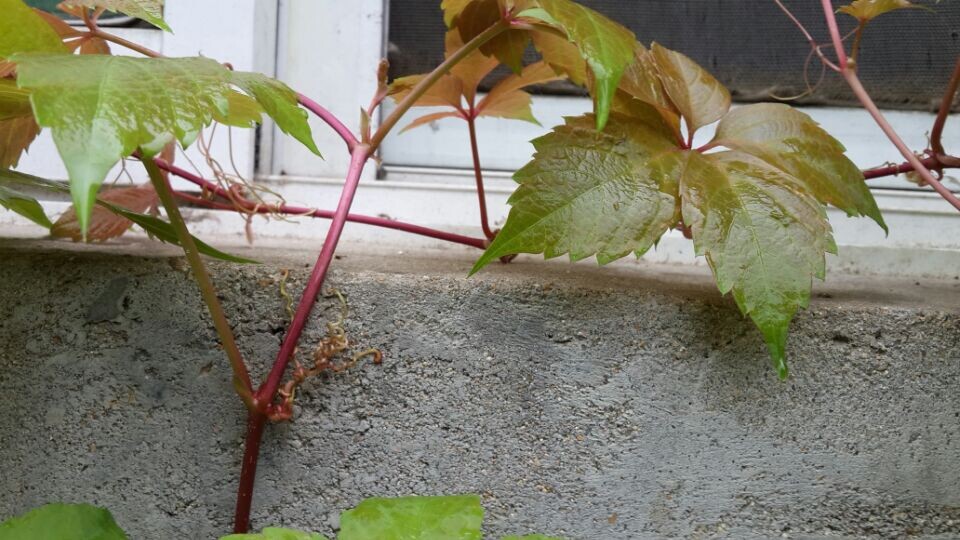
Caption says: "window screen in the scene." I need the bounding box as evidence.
[387,0,960,111]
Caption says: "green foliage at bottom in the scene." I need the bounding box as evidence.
[0,503,127,540]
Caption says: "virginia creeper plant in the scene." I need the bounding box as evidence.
[1,0,958,536]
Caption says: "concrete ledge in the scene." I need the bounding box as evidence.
[1,239,959,539]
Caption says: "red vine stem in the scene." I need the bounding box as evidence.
[256,146,368,403]
[233,146,368,532]
[466,113,496,240]
[297,93,359,152]
[155,158,486,249]
[818,0,960,212]
[930,57,960,157]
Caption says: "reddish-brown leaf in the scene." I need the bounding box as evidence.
[389,74,463,109]
[456,0,529,73]
[477,61,562,122]
[0,115,41,168]
[79,36,111,55]
[447,30,498,105]
[33,8,83,39]
[51,183,158,241]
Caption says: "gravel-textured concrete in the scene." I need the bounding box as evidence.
[1,239,959,540]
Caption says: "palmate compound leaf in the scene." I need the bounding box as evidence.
[0,167,257,263]
[471,110,681,272]
[0,503,128,540]
[60,0,171,31]
[710,103,886,230]
[338,495,484,540]
[11,53,319,235]
[665,150,836,379]
[838,0,932,21]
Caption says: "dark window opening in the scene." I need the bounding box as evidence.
[387,0,960,111]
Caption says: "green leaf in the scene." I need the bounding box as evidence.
[710,103,886,230]
[668,150,836,379]
[12,53,317,235]
[838,0,931,21]
[0,167,256,263]
[0,0,68,60]
[0,503,128,540]
[220,527,327,540]
[103,204,259,263]
[0,183,52,227]
[231,72,320,156]
[526,0,635,130]
[529,29,586,86]
[472,112,679,272]
[60,0,172,32]
[214,91,266,128]
[339,495,484,540]
[649,43,730,137]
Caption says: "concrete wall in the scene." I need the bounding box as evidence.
[1,240,959,539]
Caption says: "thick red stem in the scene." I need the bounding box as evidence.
[297,93,359,152]
[256,146,369,405]
[818,2,960,212]
[232,411,266,533]
[466,114,495,240]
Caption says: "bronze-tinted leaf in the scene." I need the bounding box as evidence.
[447,29,498,105]
[400,111,461,133]
[476,61,562,123]
[0,115,41,168]
[650,43,730,137]
[389,73,463,109]
[79,36,111,55]
[618,44,680,136]
[456,0,529,73]
[51,183,158,241]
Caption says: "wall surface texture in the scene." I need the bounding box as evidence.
[1,240,959,539]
